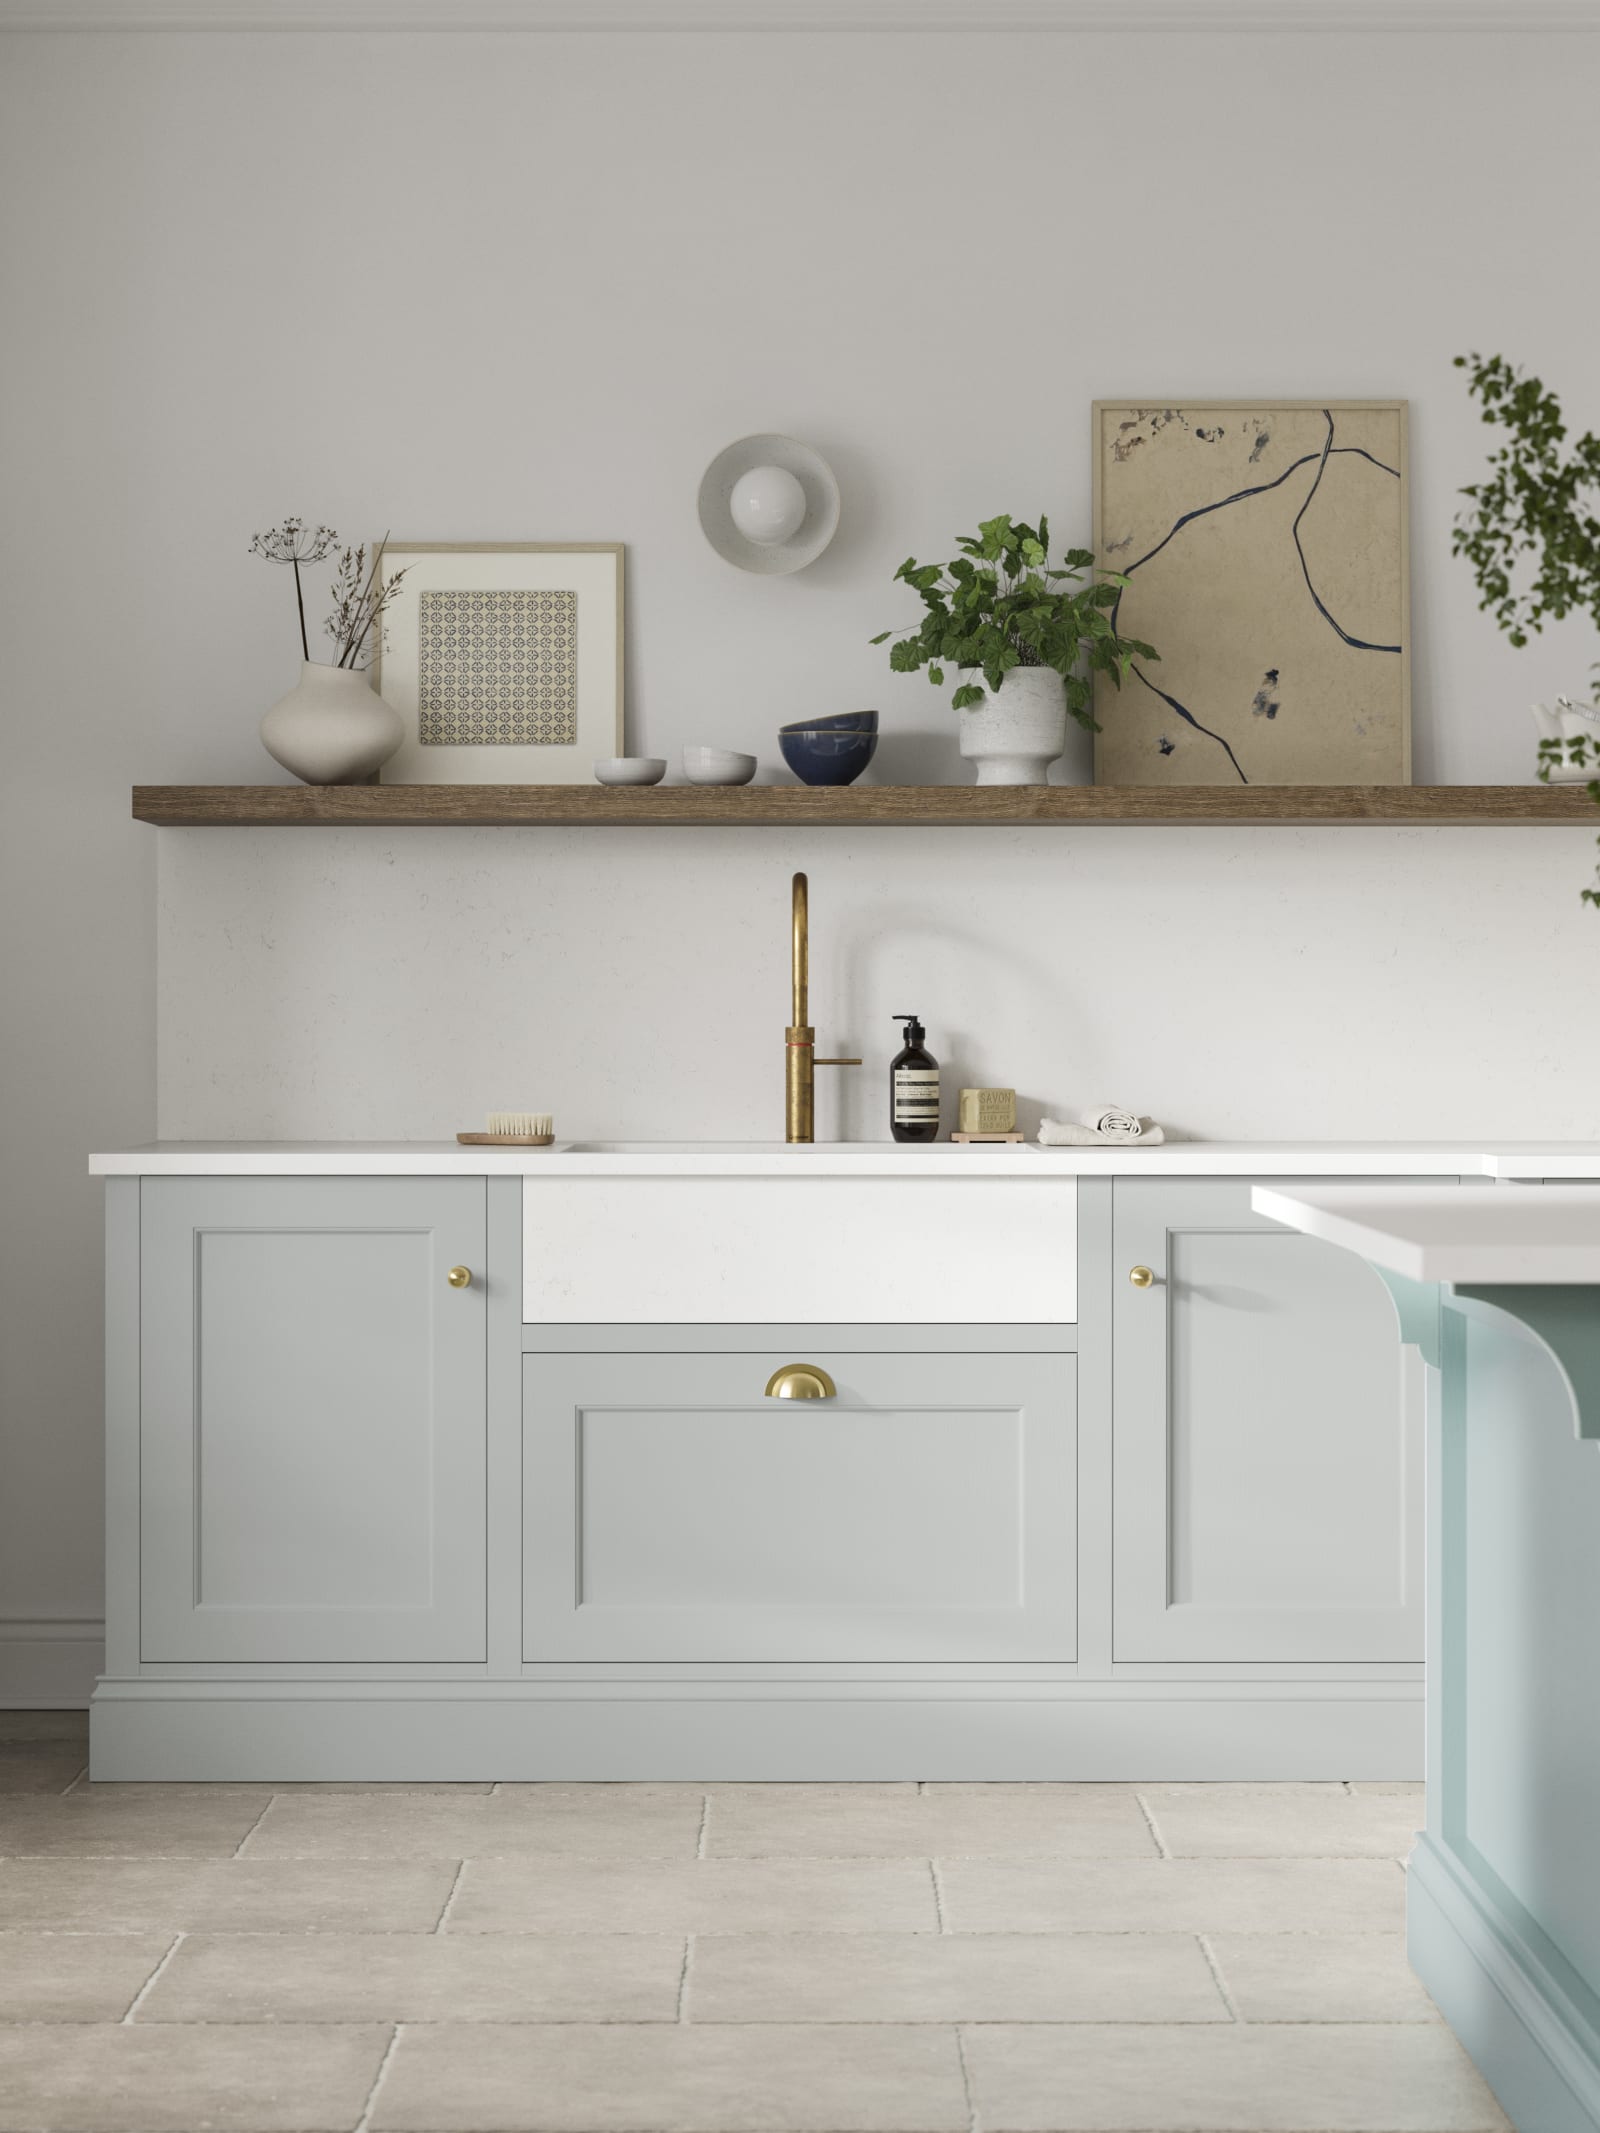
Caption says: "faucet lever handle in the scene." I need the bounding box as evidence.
[815,1057,862,1067]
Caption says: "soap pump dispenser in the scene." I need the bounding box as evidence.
[890,1014,940,1143]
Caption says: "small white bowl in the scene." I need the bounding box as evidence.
[594,757,666,786]
[682,747,758,786]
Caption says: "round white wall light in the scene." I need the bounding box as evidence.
[698,434,840,576]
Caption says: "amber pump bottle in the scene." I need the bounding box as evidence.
[889,1014,940,1143]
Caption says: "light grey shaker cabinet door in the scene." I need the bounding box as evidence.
[1112,1179,1424,1664]
[139,1178,487,1663]
[524,1351,1076,1663]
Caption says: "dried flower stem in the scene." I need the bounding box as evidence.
[340,540,385,668]
[323,533,409,670]
[250,518,339,665]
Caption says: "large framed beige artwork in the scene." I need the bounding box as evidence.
[1091,403,1409,786]
[373,542,623,784]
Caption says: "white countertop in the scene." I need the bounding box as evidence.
[1255,1184,1600,1283]
[86,1139,1600,1179]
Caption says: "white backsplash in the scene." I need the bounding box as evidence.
[159,825,1600,1146]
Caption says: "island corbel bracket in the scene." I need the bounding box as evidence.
[1373,1267,1443,1368]
[1452,1283,1600,1443]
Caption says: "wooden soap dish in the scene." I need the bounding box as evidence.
[456,1132,554,1147]
[950,1131,1026,1144]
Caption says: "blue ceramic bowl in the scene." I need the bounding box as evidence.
[779,711,879,787]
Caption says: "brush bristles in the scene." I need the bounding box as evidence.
[487,1110,552,1138]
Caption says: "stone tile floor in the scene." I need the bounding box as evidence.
[0,1712,1509,2133]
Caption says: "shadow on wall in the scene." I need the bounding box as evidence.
[831,891,1217,1144]
[852,722,1094,788]
[789,433,880,588]
[833,899,1096,1141]
[862,727,963,785]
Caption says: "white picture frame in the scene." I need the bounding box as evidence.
[373,542,623,785]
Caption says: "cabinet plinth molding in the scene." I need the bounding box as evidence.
[129,784,1599,828]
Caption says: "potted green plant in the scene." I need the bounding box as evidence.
[1453,355,1600,904]
[871,514,1157,784]
[1453,354,1600,779]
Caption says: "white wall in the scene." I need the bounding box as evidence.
[3,22,1599,1695]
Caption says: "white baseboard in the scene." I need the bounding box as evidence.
[1409,1836,1600,2133]
[90,1680,1422,1781]
[0,1620,103,1708]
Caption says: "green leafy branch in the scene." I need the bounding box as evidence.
[869,513,1158,731]
[1453,353,1600,652]
[1455,355,1600,907]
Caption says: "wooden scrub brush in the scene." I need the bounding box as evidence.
[457,1110,554,1147]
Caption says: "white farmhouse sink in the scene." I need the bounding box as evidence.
[523,1160,1077,1323]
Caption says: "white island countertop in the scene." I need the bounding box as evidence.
[1255,1183,1600,1283]
[87,1139,1600,1179]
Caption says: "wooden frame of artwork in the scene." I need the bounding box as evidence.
[372,542,624,785]
[1091,402,1410,788]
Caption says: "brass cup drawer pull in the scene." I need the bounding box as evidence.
[447,1265,473,1289]
[764,1363,838,1401]
[1128,1265,1157,1288]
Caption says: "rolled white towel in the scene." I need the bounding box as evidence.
[1079,1104,1142,1140]
[1038,1116,1166,1148]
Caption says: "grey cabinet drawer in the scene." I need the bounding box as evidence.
[523,1350,1076,1663]
[138,1178,488,1663]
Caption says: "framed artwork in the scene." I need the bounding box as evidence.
[1091,403,1410,787]
[373,543,623,784]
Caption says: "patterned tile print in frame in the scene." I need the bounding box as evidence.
[374,544,623,785]
[418,588,578,747]
[1090,403,1410,788]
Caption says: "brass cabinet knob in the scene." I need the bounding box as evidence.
[447,1265,473,1289]
[1128,1265,1156,1289]
[764,1363,838,1401]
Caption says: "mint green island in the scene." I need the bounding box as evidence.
[1256,1185,1600,2133]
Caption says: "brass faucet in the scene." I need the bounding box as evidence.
[786,872,861,1143]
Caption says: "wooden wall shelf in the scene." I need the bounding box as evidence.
[130,784,1599,828]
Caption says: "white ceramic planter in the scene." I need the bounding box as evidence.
[958,667,1070,786]
[260,662,405,786]
[1530,696,1600,782]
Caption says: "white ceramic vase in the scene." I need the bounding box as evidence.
[259,662,404,786]
[958,666,1070,786]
